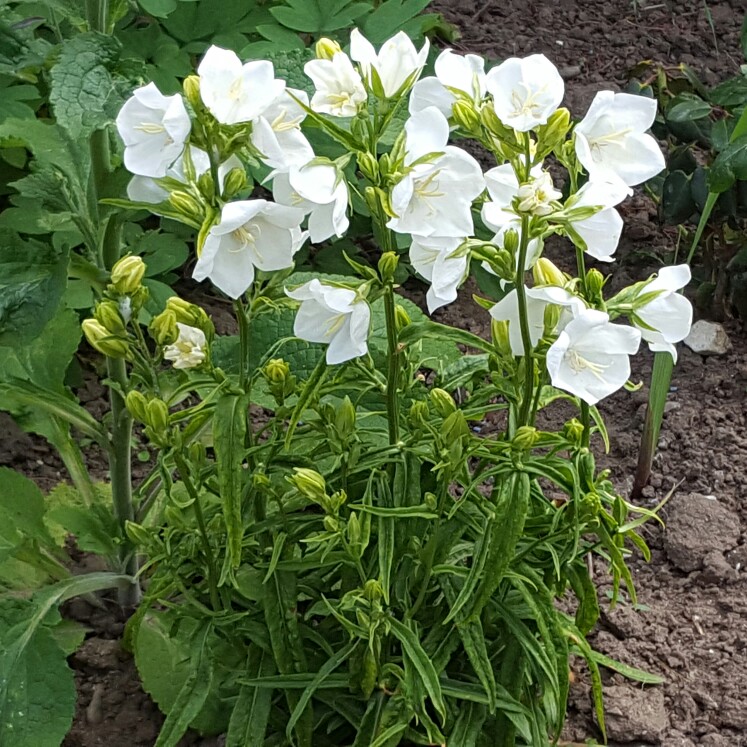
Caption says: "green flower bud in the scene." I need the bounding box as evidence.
[394,304,411,332]
[146,398,170,433]
[110,255,145,295]
[323,515,340,533]
[491,319,512,356]
[535,107,571,158]
[408,401,430,429]
[357,152,379,182]
[502,228,519,255]
[480,103,515,141]
[335,396,356,441]
[563,418,585,444]
[585,268,606,301]
[315,38,342,60]
[182,75,201,110]
[94,300,126,336]
[189,442,207,467]
[430,388,457,418]
[82,319,129,359]
[424,492,437,511]
[328,489,348,513]
[125,390,149,424]
[165,297,214,339]
[290,468,327,504]
[264,358,296,404]
[125,520,151,546]
[452,98,481,133]
[222,167,247,198]
[347,512,361,547]
[378,251,399,283]
[169,190,204,221]
[150,309,178,346]
[363,579,384,602]
[513,425,540,450]
[442,410,469,442]
[533,257,566,287]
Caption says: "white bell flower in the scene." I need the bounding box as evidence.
[285,279,370,365]
[193,200,307,299]
[410,49,487,118]
[116,83,191,178]
[197,46,285,126]
[633,264,692,362]
[486,54,564,132]
[489,285,584,356]
[350,28,429,98]
[563,179,629,262]
[272,162,349,242]
[127,147,241,204]
[304,52,367,117]
[516,172,562,216]
[481,163,544,267]
[574,91,665,187]
[546,309,641,405]
[388,107,484,238]
[163,323,207,370]
[410,236,469,313]
[251,89,314,172]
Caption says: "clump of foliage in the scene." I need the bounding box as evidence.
[0,18,693,747]
[630,13,747,319]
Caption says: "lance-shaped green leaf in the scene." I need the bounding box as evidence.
[226,648,276,747]
[213,392,250,569]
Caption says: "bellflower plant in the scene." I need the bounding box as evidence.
[100,29,693,747]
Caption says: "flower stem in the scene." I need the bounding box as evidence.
[235,299,250,391]
[174,453,221,611]
[515,214,535,427]
[383,284,400,446]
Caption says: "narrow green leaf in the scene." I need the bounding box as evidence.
[399,320,496,355]
[388,617,446,722]
[284,354,327,448]
[226,648,275,747]
[213,392,250,569]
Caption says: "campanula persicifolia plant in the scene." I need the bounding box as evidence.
[80,31,693,746]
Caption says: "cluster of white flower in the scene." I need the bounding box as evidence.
[115,29,693,406]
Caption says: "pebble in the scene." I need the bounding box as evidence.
[684,320,732,355]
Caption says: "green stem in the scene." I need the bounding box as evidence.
[174,454,221,611]
[580,402,591,449]
[235,299,250,391]
[107,357,140,606]
[383,284,400,446]
[515,213,535,427]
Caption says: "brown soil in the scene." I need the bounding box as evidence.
[4,1,747,745]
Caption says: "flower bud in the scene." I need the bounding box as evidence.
[315,38,342,60]
[363,579,384,602]
[189,442,207,468]
[502,228,519,255]
[491,319,512,356]
[513,425,540,450]
[125,520,151,547]
[424,492,437,511]
[264,358,291,384]
[408,401,430,429]
[430,388,457,418]
[378,252,399,283]
[563,418,585,444]
[146,398,170,433]
[335,396,356,441]
[394,304,411,332]
[110,255,145,295]
[82,319,129,359]
[150,309,178,346]
[452,99,480,133]
[94,300,126,336]
[182,75,201,110]
[357,152,379,182]
[166,297,214,339]
[442,410,469,442]
[535,107,571,158]
[585,268,606,301]
[169,190,204,221]
[222,167,247,198]
[125,390,149,424]
[289,468,327,504]
[533,258,566,287]
[323,515,340,533]
[347,512,361,547]
[480,103,515,141]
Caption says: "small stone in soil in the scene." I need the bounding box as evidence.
[600,685,668,743]
[683,320,732,356]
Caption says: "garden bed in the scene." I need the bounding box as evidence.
[2,1,746,745]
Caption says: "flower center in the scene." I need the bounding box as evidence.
[588,122,633,160]
[509,83,548,120]
[327,91,355,114]
[324,313,347,338]
[134,122,166,135]
[565,350,609,380]
[271,107,303,132]
[228,78,244,100]
[413,169,445,214]
[231,223,263,258]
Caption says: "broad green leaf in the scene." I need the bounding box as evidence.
[0,467,55,559]
[135,611,233,735]
[0,230,68,347]
[270,0,371,34]
[361,0,430,42]
[708,134,747,193]
[138,0,179,18]
[49,32,125,137]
